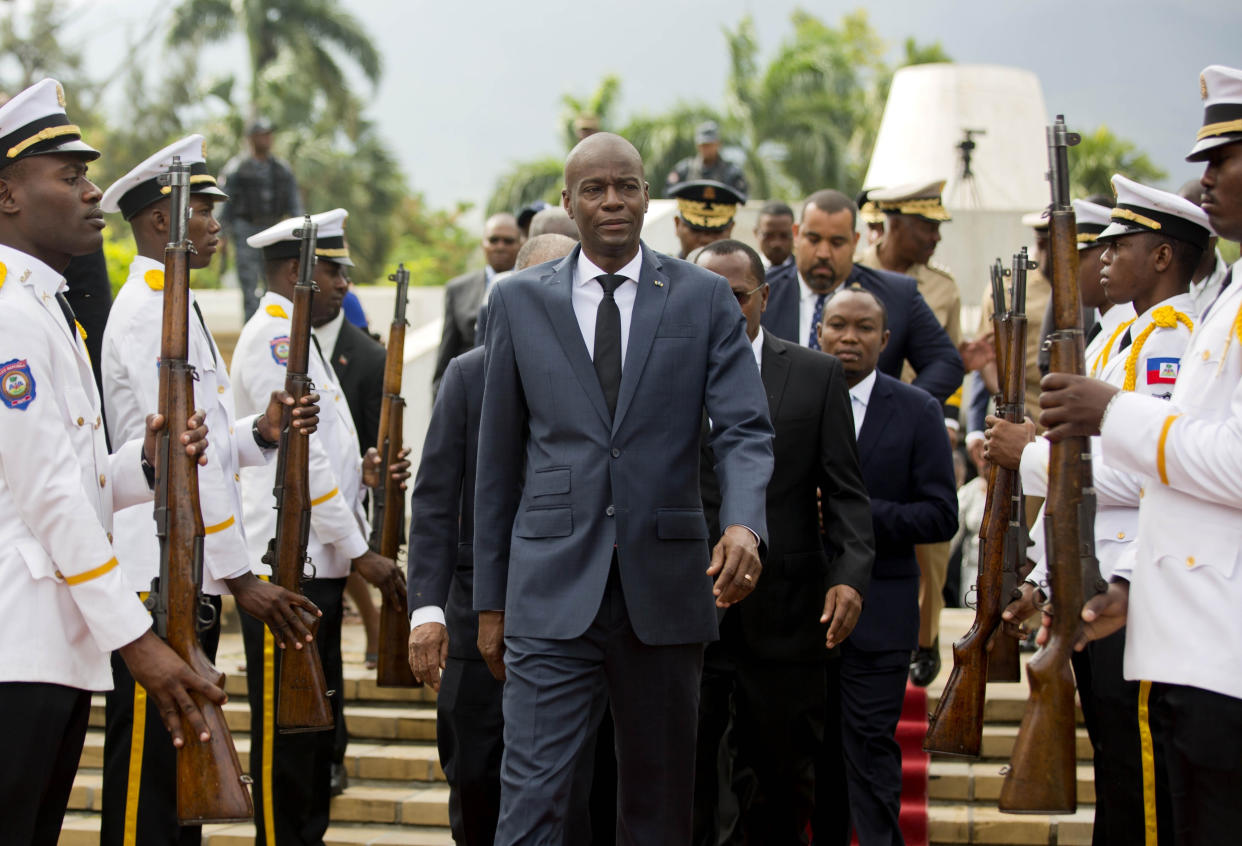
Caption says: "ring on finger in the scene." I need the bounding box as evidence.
[743,573,753,582]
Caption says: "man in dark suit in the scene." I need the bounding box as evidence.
[761,189,963,404]
[432,212,522,395]
[812,286,958,845]
[474,133,774,844]
[692,240,874,844]
[407,234,584,846]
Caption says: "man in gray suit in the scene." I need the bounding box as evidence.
[431,212,522,395]
[474,133,774,843]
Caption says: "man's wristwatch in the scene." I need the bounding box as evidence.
[253,416,280,450]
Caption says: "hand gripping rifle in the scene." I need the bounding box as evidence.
[923,257,1025,756]
[999,116,1105,814]
[374,264,418,687]
[148,156,253,822]
[262,216,335,732]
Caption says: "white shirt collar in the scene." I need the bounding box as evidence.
[1132,292,1196,327]
[574,245,644,288]
[313,309,346,358]
[850,368,877,406]
[0,243,67,299]
[797,271,822,303]
[751,327,764,368]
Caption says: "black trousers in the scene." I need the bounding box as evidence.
[1071,627,1169,845]
[816,644,909,846]
[0,681,91,845]
[1146,682,1242,846]
[694,641,824,846]
[241,577,346,846]
[100,596,222,846]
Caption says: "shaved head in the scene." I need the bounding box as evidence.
[564,132,643,186]
[515,233,577,271]
[529,207,580,240]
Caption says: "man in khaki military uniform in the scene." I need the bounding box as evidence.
[855,180,961,685]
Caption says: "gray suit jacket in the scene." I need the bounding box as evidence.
[432,267,486,396]
[474,243,774,646]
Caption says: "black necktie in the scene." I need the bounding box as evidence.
[594,274,624,418]
[55,292,78,338]
[1118,327,1133,351]
[1085,321,1102,345]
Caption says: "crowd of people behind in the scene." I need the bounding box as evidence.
[0,60,1239,846]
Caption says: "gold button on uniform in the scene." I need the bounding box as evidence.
[98,474,106,487]
[107,533,113,543]
[1203,349,1211,361]
[1187,556,1196,567]
[218,385,226,394]
[234,473,241,482]
[1117,531,1126,540]
[76,416,84,426]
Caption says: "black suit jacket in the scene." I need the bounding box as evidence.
[432,267,487,396]
[761,261,964,404]
[329,319,387,452]
[701,332,874,662]
[848,372,958,653]
[64,247,113,399]
[407,347,485,660]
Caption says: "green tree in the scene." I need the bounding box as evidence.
[0,0,90,95]
[168,0,381,120]
[1070,125,1168,199]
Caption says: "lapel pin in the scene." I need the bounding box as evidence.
[653,279,664,287]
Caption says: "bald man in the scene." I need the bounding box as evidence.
[432,212,522,395]
[473,133,773,843]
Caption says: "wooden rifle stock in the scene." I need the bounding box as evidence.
[149,158,252,823]
[265,217,335,733]
[989,249,1033,684]
[999,117,1100,813]
[375,264,418,687]
[924,260,1016,756]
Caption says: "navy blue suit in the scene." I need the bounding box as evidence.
[408,349,500,845]
[475,243,774,843]
[815,372,958,846]
[762,261,964,404]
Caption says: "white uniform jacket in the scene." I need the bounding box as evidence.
[0,245,152,690]
[103,256,271,595]
[1101,267,1242,700]
[1024,294,1195,586]
[230,291,369,579]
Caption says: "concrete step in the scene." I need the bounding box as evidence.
[930,760,1096,804]
[975,724,1093,762]
[927,803,1095,846]
[77,731,445,782]
[58,813,455,845]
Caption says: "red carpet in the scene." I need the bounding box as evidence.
[849,682,930,846]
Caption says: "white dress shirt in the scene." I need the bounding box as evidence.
[751,328,764,369]
[572,247,642,363]
[848,369,877,438]
[798,273,827,348]
[313,310,345,362]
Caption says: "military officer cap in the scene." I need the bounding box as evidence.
[1020,209,1050,231]
[695,120,720,145]
[1072,199,1113,249]
[100,134,228,220]
[0,78,98,168]
[516,199,549,231]
[668,179,746,232]
[246,207,355,266]
[867,180,952,222]
[1187,65,1242,161]
[247,117,274,136]
[1099,174,1214,252]
[856,189,885,225]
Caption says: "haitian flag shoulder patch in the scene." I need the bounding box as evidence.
[269,336,291,366]
[0,358,36,410]
[1146,356,1179,385]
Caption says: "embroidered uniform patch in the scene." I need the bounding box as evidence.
[270,336,291,366]
[1146,357,1179,385]
[0,358,36,410]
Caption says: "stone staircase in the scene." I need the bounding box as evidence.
[58,608,1095,845]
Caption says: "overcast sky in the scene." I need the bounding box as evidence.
[56,0,1241,220]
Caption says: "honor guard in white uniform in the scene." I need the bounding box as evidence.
[98,135,321,846]
[1037,82,1239,839]
[0,79,224,844]
[232,208,403,846]
[997,176,1213,843]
